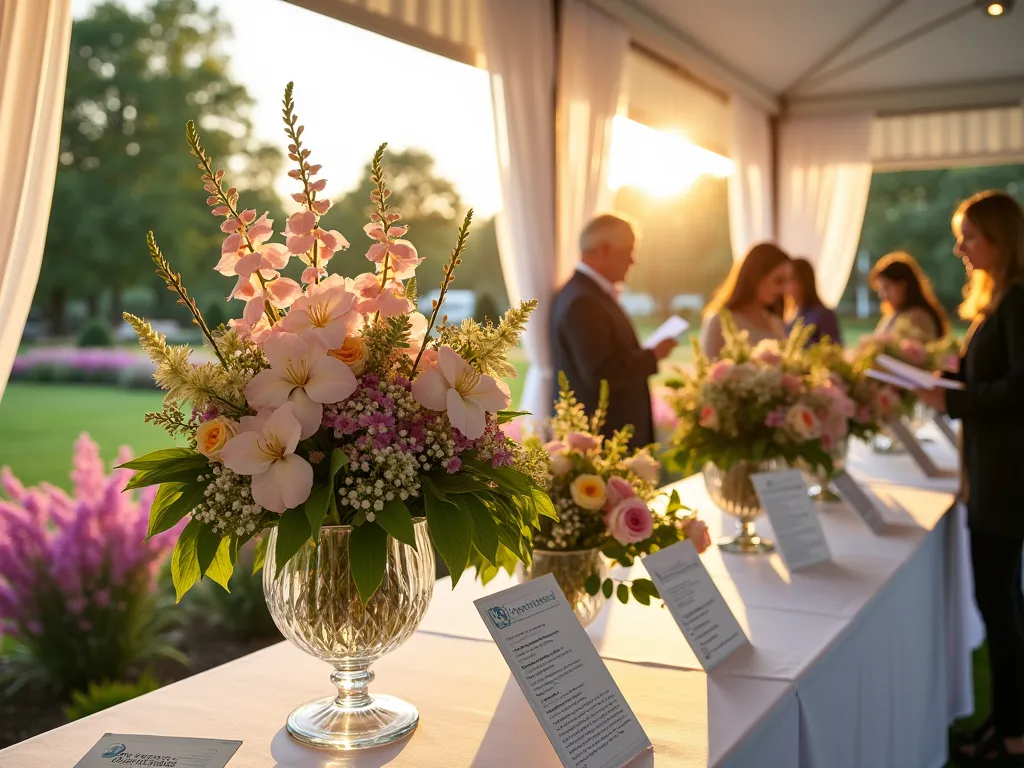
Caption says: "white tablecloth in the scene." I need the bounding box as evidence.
[0,633,799,768]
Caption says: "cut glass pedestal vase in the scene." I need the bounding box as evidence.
[703,459,783,554]
[518,548,608,627]
[804,436,849,504]
[263,521,434,750]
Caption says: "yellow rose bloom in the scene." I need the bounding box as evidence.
[328,335,366,376]
[196,417,238,461]
[570,474,607,511]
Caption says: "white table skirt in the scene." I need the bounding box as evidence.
[0,633,799,768]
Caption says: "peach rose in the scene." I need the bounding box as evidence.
[682,518,712,554]
[708,359,735,383]
[543,440,573,477]
[785,403,822,440]
[570,474,607,510]
[196,417,238,461]
[605,497,654,544]
[698,404,720,430]
[328,335,366,375]
[566,431,600,453]
[623,450,661,485]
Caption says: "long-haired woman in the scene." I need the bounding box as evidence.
[916,191,1024,762]
[786,258,843,346]
[700,243,791,359]
[870,251,949,341]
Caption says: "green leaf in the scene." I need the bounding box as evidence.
[531,487,557,520]
[303,483,332,541]
[430,473,490,495]
[146,481,206,539]
[375,497,417,549]
[425,489,473,586]
[457,495,500,565]
[584,572,601,596]
[631,583,651,605]
[602,578,614,599]
[170,519,203,603]
[617,583,629,604]
[275,506,312,572]
[329,447,349,478]
[118,448,207,471]
[125,463,210,491]
[252,536,268,575]
[196,523,222,575]
[497,410,530,424]
[349,522,389,604]
[204,535,235,591]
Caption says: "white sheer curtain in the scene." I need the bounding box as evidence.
[480,0,557,422]
[555,0,629,286]
[0,0,73,402]
[778,114,874,306]
[727,95,775,261]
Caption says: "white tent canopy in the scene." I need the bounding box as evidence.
[3,0,1023,405]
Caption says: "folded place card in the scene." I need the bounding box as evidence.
[831,470,889,535]
[932,413,959,446]
[750,469,832,571]
[643,540,749,671]
[885,418,948,478]
[74,734,242,768]
[475,573,652,768]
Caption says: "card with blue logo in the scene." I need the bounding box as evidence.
[74,734,241,767]
[475,573,652,768]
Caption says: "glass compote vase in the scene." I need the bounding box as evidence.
[263,521,435,750]
[805,436,849,503]
[518,548,608,627]
[703,459,783,554]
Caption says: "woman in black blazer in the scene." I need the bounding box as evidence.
[917,190,1024,762]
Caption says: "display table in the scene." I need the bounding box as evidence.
[0,632,799,768]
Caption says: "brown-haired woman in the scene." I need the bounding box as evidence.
[917,190,1024,762]
[869,251,949,341]
[786,258,843,346]
[700,243,791,359]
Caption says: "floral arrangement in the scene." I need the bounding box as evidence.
[120,84,553,605]
[857,317,960,374]
[664,313,850,474]
[0,435,181,695]
[529,375,710,605]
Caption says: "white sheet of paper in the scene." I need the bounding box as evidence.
[831,471,889,535]
[643,541,749,671]
[474,573,652,768]
[750,469,832,571]
[74,734,242,768]
[643,315,690,349]
[866,368,919,390]
[876,354,965,390]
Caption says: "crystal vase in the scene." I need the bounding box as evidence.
[805,436,849,503]
[703,459,783,554]
[263,521,434,750]
[518,548,608,627]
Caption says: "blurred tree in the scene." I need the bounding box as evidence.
[845,166,1024,313]
[37,0,283,333]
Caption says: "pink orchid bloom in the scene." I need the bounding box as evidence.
[220,403,313,514]
[281,274,359,350]
[246,332,357,439]
[365,239,423,280]
[411,345,510,440]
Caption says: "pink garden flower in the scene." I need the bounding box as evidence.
[699,404,720,430]
[285,210,349,264]
[604,497,654,544]
[683,518,712,554]
[281,274,359,350]
[543,440,573,476]
[566,431,600,453]
[604,475,636,508]
[708,359,735,383]
[411,346,510,440]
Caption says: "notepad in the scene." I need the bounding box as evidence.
[643,315,689,349]
[875,354,964,391]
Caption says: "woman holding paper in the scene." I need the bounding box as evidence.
[917,191,1024,762]
[869,252,949,342]
[700,243,791,359]
[786,258,843,346]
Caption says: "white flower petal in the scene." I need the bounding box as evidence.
[266,402,304,451]
[464,374,512,413]
[446,388,486,439]
[250,468,287,513]
[221,432,273,476]
[306,355,357,404]
[437,346,464,386]
[411,366,450,411]
[262,332,310,370]
[245,368,294,409]
[287,390,324,440]
[272,454,315,510]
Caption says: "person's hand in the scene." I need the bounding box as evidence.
[653,338,677,361]
[914,387,947,413]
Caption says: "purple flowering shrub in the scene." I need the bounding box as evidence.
[0,435,184,694]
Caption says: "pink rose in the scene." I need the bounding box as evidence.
[623,450,661,485]
[604,475,636,508]
[898,338,927,367]
[855,405,873,424]
[605,497,654,544]
[708,359,735,383]
[781,374,802,394]
[543,440,573,476]
[698,404,719,430]
[682,518,712,554]
[566,431,600,453]
[875,385,899,417]
[785,402,822,440]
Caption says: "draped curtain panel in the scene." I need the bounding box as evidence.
[0,0,73,402]
[480,0,558,422]
[727,95,775,262]
[555,0,629,287]
[778,114,874,307]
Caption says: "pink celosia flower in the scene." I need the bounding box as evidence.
[221,403,314,514]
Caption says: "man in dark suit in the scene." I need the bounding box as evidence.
[549,214,676,448]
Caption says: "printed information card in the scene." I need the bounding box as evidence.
[831,470,889,535]
[643,541,749,671]
[885,418,947,478]
[750,469,832,571]
[74,734,242,768]
[475,573,652,768]
[933,413,959,446]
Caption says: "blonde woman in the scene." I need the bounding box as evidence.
[917,191,1024,762]
[700,243,791,359]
